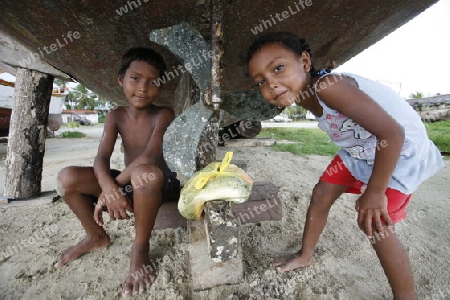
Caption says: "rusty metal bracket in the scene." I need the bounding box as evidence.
[211,0,224,112]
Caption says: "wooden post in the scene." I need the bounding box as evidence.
[4,68,53,199]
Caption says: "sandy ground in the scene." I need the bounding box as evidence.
[0,125,449,300]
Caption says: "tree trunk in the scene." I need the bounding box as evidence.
[4,68,53,199]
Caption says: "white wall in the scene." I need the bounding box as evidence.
[62,112,98,124]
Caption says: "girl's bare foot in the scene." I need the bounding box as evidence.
[54,233,110,267]
[273,251,315,273]
[122,243,155,298]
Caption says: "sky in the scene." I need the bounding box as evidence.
[1,0,449,99]
[335,0,450,98]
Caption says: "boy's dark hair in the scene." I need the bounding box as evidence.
[246,32,332,77]
[118,47,167,80]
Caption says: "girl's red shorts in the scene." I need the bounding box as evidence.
[319,155,411,224]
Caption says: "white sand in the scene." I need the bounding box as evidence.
[0,129,449,300]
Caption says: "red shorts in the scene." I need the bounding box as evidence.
[319,156,412,224]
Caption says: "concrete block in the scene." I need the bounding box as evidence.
[203,200,239,262]
[188,220,243,291]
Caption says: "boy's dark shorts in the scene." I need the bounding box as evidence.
[110,169,181,204]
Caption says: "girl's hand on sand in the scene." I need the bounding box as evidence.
[355,191,393,238]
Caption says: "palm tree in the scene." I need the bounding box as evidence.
[67,83,114,113]
[69,84,97,110]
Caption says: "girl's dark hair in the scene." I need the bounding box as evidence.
[118,47,167,79]
[246,32,332,77]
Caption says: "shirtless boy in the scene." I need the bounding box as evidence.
[55,47,180,297]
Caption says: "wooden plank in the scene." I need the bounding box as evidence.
[231,197,282,224]
[247,181,279,201]
[153,182,281,229]
[232,181,281,224]
[153,202,187,230]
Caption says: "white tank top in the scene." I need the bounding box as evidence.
[314,72,444,194]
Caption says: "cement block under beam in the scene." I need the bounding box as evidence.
[203,200,239,262]
[188,220,243,291]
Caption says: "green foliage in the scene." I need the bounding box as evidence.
[66,122,81,128]
[69,84,97,110]
[66,83,112,113]
[257,128,339,156]
[281,104,307,119]
[54,78,67,89]
[425,120,450,152]
[257,121,450,156]
[409,91,424,99]
[60,131,85,138]
[98,114,106,123]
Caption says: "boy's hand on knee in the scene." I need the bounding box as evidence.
[105,194,133,221]
[356,191,393,238]
[95,191,133,225]
[94,199,106,226]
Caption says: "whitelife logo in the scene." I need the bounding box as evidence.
[19,31,81,66]
[250,0,313,35]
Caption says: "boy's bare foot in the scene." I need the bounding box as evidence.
[122,243,155,298]
[273,251,315,273]
[54,233,110,267]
